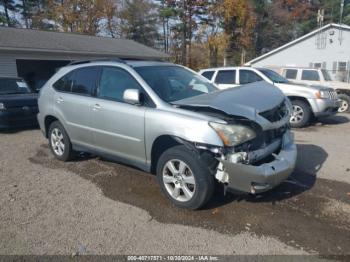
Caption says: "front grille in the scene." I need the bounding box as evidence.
[327,90,338,100]
[234,124,288,152]
[259,101,288,123]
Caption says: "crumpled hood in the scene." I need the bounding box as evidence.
[173,81,285,121]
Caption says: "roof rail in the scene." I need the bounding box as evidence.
[68,58,126,66]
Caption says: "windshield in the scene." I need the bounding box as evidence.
[321,69,332,81]
[134,66,218,102]
[258,68,289,83]
[0,78,31,95]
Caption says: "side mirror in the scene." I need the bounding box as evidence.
[123,89,141,105]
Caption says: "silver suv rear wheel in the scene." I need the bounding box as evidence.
[48,121,75,161]
[50,128,65,156]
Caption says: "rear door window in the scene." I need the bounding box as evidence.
[239,70,263,84]
[71,67,100,95]
[215,70,236,84]
[284,69,298,79]
[201,71,215,80]
[301,70,320,81]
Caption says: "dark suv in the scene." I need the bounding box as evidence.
[0,77,38,129]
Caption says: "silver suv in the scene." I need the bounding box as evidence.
[199,67,341,128]
[37,60,297,209]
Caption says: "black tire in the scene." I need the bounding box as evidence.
[156,145,215,210]
[48,121,75,161]
[289,100,312,128]
[337,94,350,113]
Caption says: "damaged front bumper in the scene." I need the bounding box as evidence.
[218,130,297,194]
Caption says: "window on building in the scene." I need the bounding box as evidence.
[284,69,298,80]
[71,67,100,95]
[201,71,215,80]
[338,62,347,72]
[215,70,236,84]
[313,63,322,68]
[301,70,320,81]
[239,70,263,84]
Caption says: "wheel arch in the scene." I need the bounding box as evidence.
[287,96,313,114]
[335,89,350,97]
[44,115,67,138]
[150,135,182,175]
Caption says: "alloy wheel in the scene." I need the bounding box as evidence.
[162,159,196,202]
[338,99,349,113]
[290,105,304,124]
[50,128,65,156]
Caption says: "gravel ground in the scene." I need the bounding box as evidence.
[0,114,349,256]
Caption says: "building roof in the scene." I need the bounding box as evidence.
[246,23,350,65]
[0,26,168,60]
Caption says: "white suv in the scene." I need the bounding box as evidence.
[280,67,350,113]
[199,67,340,128]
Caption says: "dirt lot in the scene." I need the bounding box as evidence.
[0,114,349,256]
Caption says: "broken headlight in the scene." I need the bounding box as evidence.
[209,122,257,147]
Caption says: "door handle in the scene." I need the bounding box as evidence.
[93,104,101,110]
[56,97,64,103]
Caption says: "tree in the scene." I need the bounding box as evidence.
[162,0,209,67]
[32,0,106,34]
[16,0,43,28]
[120,0,160,48]
[0,0,17,26]
[156,0,177,53]
[102,0,120,38]
[252,0,314,56]
[220,0,256,65]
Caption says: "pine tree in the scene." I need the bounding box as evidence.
[120,0,160,48]
[0,0,17,26]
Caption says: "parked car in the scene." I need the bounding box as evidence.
[280,67,350,113]
[199,67,340,128]
[0,77,38,129]
[37,60,297,209]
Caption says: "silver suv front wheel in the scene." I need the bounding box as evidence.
[162,159,196,202]
[289,100,311,128]
[156,145,215,209]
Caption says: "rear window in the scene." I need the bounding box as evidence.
[201,71,215,80]
[284,69,298,79]
[215,70,236,84]
[53,72,74,92]
[301,70,320,81]
[0,78,31,94]
[53,67,99,95]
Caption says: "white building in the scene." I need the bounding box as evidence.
[246,23,350,82]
